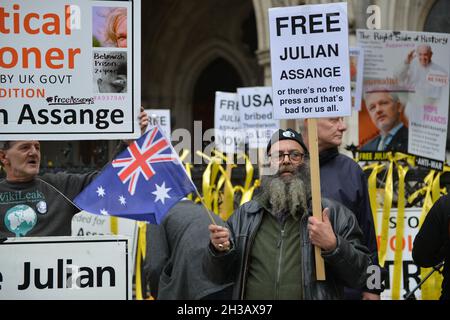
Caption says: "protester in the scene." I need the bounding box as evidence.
[305,117,382,300]
[144,199,233,299]
[360,91,408,152]
[206,128,372,300]
[412,194,450,300]
[0,110,148,238]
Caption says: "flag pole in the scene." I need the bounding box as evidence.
[194,187,222,226]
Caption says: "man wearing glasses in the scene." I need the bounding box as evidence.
[206,128,372,300]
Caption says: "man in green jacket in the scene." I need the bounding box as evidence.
[207,128,372,300]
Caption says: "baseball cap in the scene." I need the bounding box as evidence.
[266,129,309,155]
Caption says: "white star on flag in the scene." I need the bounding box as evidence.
[100,208,109,215]
[119,195,127,206]
[96,186,106,197]
[152,182,171,204]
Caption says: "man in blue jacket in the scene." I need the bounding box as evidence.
[306,117,382,300]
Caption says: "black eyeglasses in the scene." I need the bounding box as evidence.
[269,150,305,163]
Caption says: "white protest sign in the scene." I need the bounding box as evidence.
[238,87,279,148]
[375,208,425,300]
[214,91,244,154]
[145,109,171,138]
[350,47,364,111]
[269,2,351,119]
[0,0,141,140]
[71,211,138,283]
[0,236,131,300]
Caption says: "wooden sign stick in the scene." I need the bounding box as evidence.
[307,118,326,280]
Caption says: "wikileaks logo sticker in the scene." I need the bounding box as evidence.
[5,205,37,237]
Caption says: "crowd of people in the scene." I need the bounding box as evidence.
[2,118,449,300]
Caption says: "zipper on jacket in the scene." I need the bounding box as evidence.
[240,214,263,299]
[275,227,285,299]
[300,214,308,299]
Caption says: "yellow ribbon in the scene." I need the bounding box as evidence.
[378,155,394,267]
[110,217,118,235]
[391,164,408,300]
[363,163,385,235]
[135,222,147,300]
[238,179,260,206]
[214,163,235,220]
[239,153,254,191]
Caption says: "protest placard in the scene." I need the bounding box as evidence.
[0,236,130,299]
[0,0,141,140]
[268,2,351,120]
[357,29,450,168]
[237,86,279,148]
[214,91,244,154]
[145,109,171,138]
[350,47,364,111]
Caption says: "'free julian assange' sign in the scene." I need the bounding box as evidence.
[268,2,351,119]
[0,0,141,140]
[0,236,130,300]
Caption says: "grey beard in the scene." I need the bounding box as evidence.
[260,161,311,222]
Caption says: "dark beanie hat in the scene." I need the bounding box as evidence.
[266,128,309,155]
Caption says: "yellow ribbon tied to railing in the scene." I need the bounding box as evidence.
[391,163,409,300]
[377,154,395,267]
[363,162,385,235]
[135,221,147,300]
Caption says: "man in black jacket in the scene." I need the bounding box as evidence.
[413,194,450,300]
[207,128,372,300]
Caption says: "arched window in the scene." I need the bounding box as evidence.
[193,58,243,135]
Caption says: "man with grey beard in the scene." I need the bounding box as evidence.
[206,128,372,300]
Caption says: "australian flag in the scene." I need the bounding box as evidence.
[74,126,197,224]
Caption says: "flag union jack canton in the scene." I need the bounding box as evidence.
[74,127,197,224]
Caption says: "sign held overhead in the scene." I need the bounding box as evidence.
[269,2,351,119]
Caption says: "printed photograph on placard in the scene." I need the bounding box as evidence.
[93,51,127,94]
[93,6,128,48]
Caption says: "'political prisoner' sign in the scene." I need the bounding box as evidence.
[238,87,279,148]
[214,91,244,154]
[268,2,351,119]
[0,236,130,300]
[0,0,141,140]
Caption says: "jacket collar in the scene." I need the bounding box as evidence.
[319,147,339,166]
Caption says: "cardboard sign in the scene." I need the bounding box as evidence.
[268,2,351,119]
[0,236,131,299]
[214,91,244,154]
[0,0,141,140]
[237,87,279,148]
